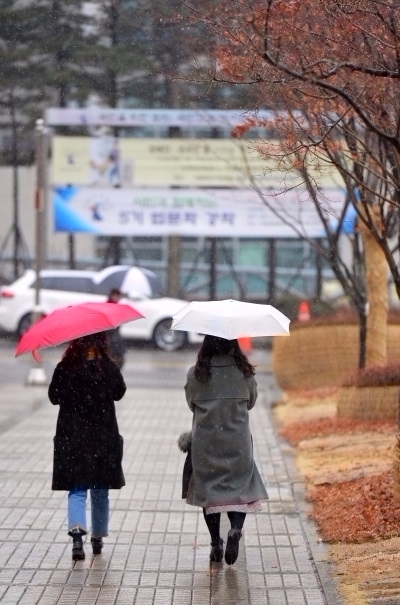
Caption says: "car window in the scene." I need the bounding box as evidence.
[94,270,126,295]
[37,276,96,294]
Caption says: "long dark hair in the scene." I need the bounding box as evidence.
[62,331,109,368]
[194,335,255,382]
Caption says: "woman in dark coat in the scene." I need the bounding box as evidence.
[48,331,126,561]
[184,335,268,565]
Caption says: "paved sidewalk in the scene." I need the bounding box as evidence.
[0,379,342,605]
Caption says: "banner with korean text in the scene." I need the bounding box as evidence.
[53,186,348,238]
[51,135,347,237]
[51,136,340,189]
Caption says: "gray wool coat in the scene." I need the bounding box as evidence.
[184,355,268,509]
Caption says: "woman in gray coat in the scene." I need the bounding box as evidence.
[184,335,268,565]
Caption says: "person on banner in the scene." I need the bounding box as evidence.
[182,335,268,565]
[106,288,126,370]
[48,331,126,561]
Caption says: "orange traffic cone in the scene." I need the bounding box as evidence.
[238,336,253,353]
[297,300,311,321]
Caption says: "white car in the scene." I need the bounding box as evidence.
[0,266,202,352]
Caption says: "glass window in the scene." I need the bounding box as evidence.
[181,248,201,263]
[134,236,162,244]
[237,239,266,267]
[216,274,236,298]
[39,276,95,293]
[38,277,53,290]
[92,234,328,301]
[181,237,205,264]
[204,239,234,265]
[129,237,163,263]
[275,241,308,267]
[134,248,163,262]
[95,236,164,265]
[245,274,268,297]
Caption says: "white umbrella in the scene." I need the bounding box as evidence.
[171,299,290,340]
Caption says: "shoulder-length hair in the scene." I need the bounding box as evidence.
[194,335,255,382]
[62,331,109,368]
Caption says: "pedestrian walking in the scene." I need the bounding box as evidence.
[106,288,126,369]
[48,331,126,561]
[183,335,268,565]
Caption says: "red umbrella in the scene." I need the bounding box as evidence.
[15,302,144,359]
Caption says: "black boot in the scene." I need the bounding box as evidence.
[225,528,241,565]
[91,537,103,555]
[71,530,85,561]
[209,538,224,562]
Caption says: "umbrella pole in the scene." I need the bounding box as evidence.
[26,119,48,386]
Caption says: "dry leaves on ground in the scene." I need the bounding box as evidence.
[279,417,394,446]
[308,470,400,543]
[278,414,399,543]
[274,390,400,604]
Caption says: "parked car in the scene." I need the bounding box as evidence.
[0,266,202,352]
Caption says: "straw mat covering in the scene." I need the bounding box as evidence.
[273,323,400,391]
[337,385,399,422]
[393,435,400,500]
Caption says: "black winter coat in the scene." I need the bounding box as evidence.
[48,357,126,491]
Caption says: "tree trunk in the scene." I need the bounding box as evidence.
[167,235,181,298]
[357,306,367,369]
[358,206,388,367]
[166,81,182,298]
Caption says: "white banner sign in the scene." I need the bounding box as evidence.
[53,186,347,238]
[52,136,340,189]
[46,108,275,128]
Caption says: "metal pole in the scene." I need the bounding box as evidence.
[26,119,48,386]
[315,238,323,300]
[267,239,276,303]
[209,238,217,300]
[68,233,75,269]
[10,93,20,279]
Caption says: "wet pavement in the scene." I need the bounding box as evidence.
[0,346,342,604]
